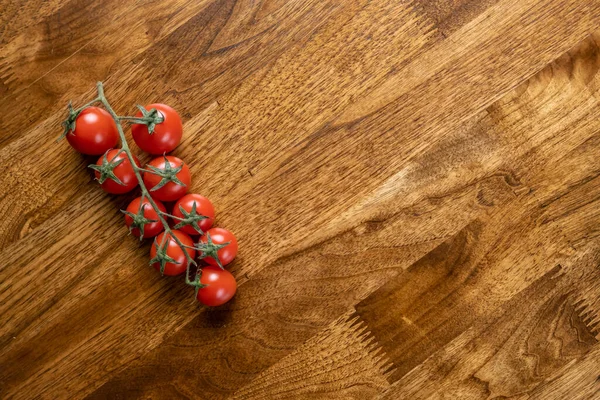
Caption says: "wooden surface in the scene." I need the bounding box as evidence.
[1,0,600,398]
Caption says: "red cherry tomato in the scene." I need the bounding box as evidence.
[197,228,238,268]
[131,104,182,154]
[150,230,195,276]
[67,107,119,155]
[172,194,215,236]
[142,156,191,202]
[196,266,237,306]
[124,197,167,238]
[92,149,140,194]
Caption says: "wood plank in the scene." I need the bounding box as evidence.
[1,1,435,398]
[0,0,213,147]
[0,0,67,44]
[0,0,365,248]
[356,33,600,396]
[528,344,600,399]
[3,0,600,399]
[87,12,600,400]
[230,311,392,399]
[379,244,600,399]
[412,0,501,37]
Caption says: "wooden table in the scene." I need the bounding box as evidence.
[2,0,600,398]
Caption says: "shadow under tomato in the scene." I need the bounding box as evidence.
[197,298,236,328]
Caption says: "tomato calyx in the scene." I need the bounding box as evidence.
[149,237,178,275]
[173,203,209,234]
[88,150,126,185]
[121,202,158,240]
[146,155,187,191]
[188,271,207,297]
[59,101,81,141]
[135,105,165,134]
[195,233,230,269]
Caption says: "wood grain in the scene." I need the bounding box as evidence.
[1,0,600,399]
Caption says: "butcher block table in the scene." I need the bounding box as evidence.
[2,0,600,399]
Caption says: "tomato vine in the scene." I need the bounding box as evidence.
[61,82,205,292]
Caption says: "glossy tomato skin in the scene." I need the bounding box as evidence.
[172,194,215,235]
[67,107,119,155]
[94,149,140,194]
[132,104,182,154]
[199,227,238,267]
[150,230,195,276]
[124,197,167,238]
[143,156,191,202]
[196,266,237,306]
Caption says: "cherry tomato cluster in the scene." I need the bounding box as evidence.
[62,88,238,307]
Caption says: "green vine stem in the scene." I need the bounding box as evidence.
[65,82,203,290]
